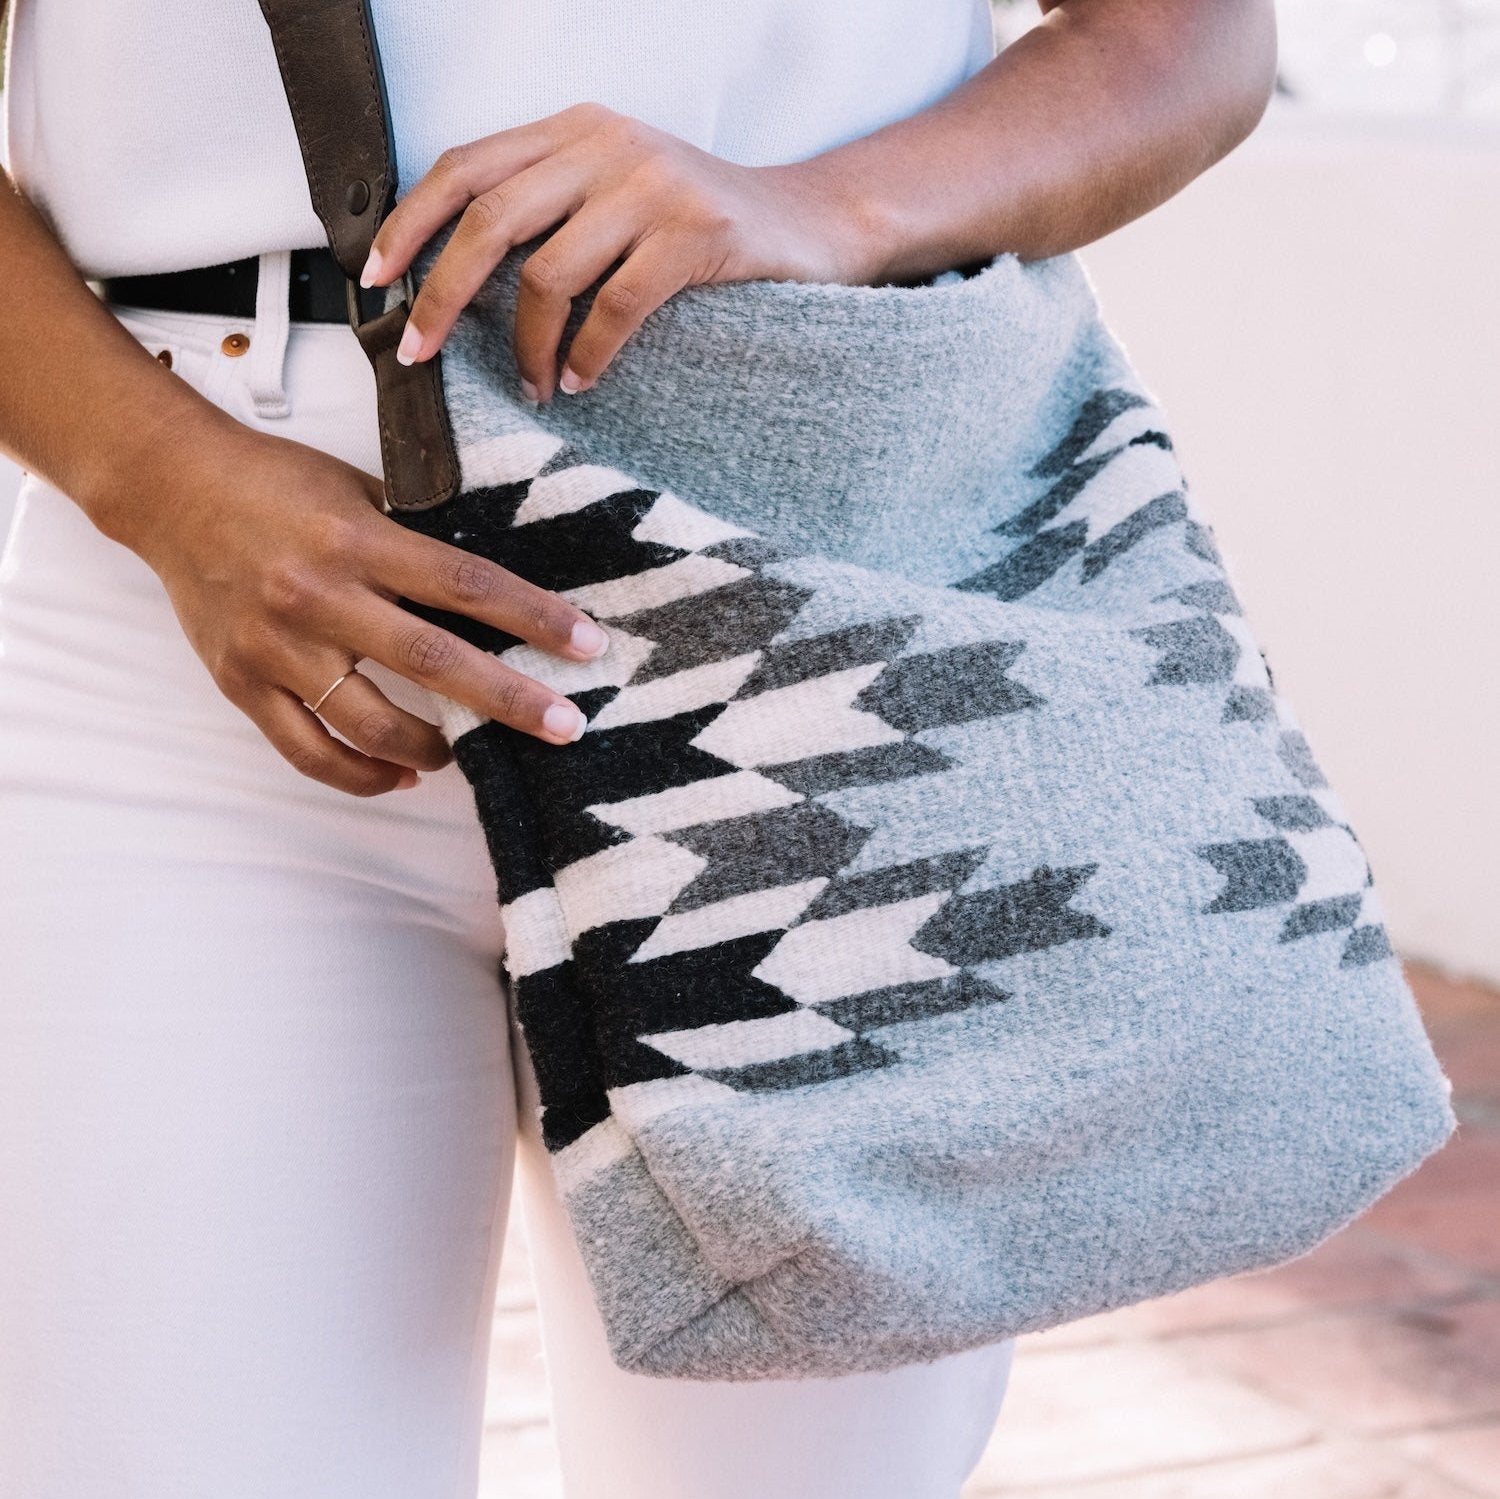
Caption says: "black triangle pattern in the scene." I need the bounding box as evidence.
[412,454,1085,1148]
[398,378,1373,1155]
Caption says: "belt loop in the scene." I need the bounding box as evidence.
[247,250,293,419]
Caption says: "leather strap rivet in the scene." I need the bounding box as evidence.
[346,179,372,215]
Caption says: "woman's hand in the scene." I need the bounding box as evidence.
[362,0,1275,403]
[0,158,611,801]
[113,412,611,797]
[361,103,874,403]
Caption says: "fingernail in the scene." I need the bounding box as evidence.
[396,322,422,366]
[570,618,609,658]
[395,768,420,790]
[519,378,540,404]
[543,702,587,742]
[558,366,584,395]
[360,248,384,288]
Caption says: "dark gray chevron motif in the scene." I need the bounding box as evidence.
[1198,796,1391,968]
[951,383,1287,737]
[912,864,1112,966]
[954,386,1190,604]
[1135,616,1244,686]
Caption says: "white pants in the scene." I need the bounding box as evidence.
[0,285,1014,1499]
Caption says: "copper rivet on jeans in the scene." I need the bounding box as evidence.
[155,349,173,370]
[221,332,250,357]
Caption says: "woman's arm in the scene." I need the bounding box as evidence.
[0,172,612,794]
[806,0,1279,274]
[0,165,228,540]
[370,0,1275,401]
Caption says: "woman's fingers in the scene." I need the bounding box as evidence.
[363,125,555,288]
[552,230,695,395]
[255,688,417,797]
[509,199,645,400]
[363,521,610,662]
[396,160,586,364]
[355,596,590,745]
[363,105,769,393]
[310,667,453,773]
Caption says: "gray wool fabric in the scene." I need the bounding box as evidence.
[393,240,1456,1381]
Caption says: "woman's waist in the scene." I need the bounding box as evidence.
[106,301,384,479]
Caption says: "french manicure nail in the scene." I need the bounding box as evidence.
[570,618,609,658]
[395,323,422,366]
[359,248,384,288]
[543,702,587,742]
[519,378,540,404]
[558,366,584,395]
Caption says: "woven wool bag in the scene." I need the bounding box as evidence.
[388,240,1456,1379]
[256,0,1456,1382]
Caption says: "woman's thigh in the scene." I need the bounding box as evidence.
[512,1099,1014,1499]
[0,311,517,1498]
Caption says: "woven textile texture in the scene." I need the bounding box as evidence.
[392,241,1455,1380]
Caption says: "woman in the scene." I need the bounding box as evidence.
[0,1,1277,1495]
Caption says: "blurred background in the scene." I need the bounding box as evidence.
[2,2,1496,1495]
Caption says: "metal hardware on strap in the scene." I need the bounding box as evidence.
[344,270,413,333]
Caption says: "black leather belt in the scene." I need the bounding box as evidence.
[100,246,361,324]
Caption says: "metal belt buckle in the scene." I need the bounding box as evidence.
[345,268,415,334]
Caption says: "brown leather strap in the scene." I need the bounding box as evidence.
[256,0,459,511]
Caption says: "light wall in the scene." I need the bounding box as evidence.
[3,106,1496,979]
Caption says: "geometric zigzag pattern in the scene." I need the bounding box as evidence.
[395,379,1395,1159]
[410,467,1110,1148]
[951,383,1391,970]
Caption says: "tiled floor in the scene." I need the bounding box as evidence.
[478,963,1500,1498]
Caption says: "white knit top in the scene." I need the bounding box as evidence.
[2,0,996,280]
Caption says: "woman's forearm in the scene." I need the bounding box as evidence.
[0,170,235,544]
[792,0,1278,280]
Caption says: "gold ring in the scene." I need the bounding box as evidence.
[304,669,356,715]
